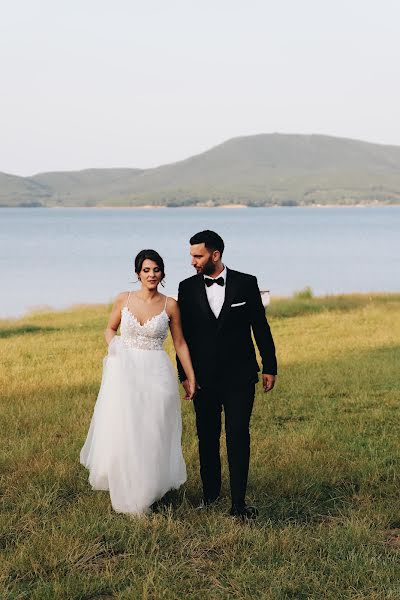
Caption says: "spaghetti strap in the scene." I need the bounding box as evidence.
[164,295,169,311]
[125,291,132,308]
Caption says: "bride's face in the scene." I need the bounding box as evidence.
[139,259,163,290]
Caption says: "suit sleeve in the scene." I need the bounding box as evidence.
[248,276,277,375]
[176,282,188,382]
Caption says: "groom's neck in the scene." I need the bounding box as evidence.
[209,262,225,278]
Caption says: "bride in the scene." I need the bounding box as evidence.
[80,249,196,514]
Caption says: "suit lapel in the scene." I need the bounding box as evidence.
[194,274,217,322]
[217,268,239,331]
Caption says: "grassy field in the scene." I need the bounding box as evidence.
[1,294,400,599]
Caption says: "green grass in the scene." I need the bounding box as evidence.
[267,291,400,319]
[1,294,400,599]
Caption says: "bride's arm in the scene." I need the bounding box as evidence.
[168,299,196,399]
[104,292,126,345]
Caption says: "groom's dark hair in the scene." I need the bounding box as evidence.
[190,230,224,256]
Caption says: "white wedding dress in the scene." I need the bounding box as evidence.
[80,295,187,514]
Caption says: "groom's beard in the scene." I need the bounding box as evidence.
[199,256,216,276]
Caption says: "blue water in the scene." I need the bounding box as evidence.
[0,207,399,318]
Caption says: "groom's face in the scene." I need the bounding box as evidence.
[190,243,217,275]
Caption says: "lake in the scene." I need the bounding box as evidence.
[0,206,399,318]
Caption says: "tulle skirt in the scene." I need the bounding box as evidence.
[80,337,187,514]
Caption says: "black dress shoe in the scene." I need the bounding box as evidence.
[229,505,259,520]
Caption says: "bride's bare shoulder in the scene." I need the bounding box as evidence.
[165,295,178,315]
[114,291,131,307]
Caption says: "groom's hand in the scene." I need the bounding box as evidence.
[262,374,276,392]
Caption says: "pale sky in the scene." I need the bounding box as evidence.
[1,0,399,176]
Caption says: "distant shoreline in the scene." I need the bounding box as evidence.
[2,202,399,209]
[83,202,398,209]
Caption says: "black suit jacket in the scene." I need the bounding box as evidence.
[177,268,277,387]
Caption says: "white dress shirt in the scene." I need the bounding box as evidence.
[204,266,227,318]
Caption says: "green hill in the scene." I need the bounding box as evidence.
[31,168,144,206]
[0,171,51,206]
[2,134,400,206]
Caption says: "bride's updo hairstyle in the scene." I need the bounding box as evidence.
[135,249,166,286]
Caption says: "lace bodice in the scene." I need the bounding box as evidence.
[120,303,170,351]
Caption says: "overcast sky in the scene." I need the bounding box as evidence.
[1,0,399,176]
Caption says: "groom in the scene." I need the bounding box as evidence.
[177,230,277,519]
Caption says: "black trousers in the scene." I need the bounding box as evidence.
[193,380,255,509]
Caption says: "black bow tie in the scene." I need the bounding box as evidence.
[205,277,225,287]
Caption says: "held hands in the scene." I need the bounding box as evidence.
[182,379,198,401]
[182,376,274,397]
[262,374,276,393]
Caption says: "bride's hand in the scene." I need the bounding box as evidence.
[182,379,198,401]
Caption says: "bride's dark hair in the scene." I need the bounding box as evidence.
[134,249,166,286]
